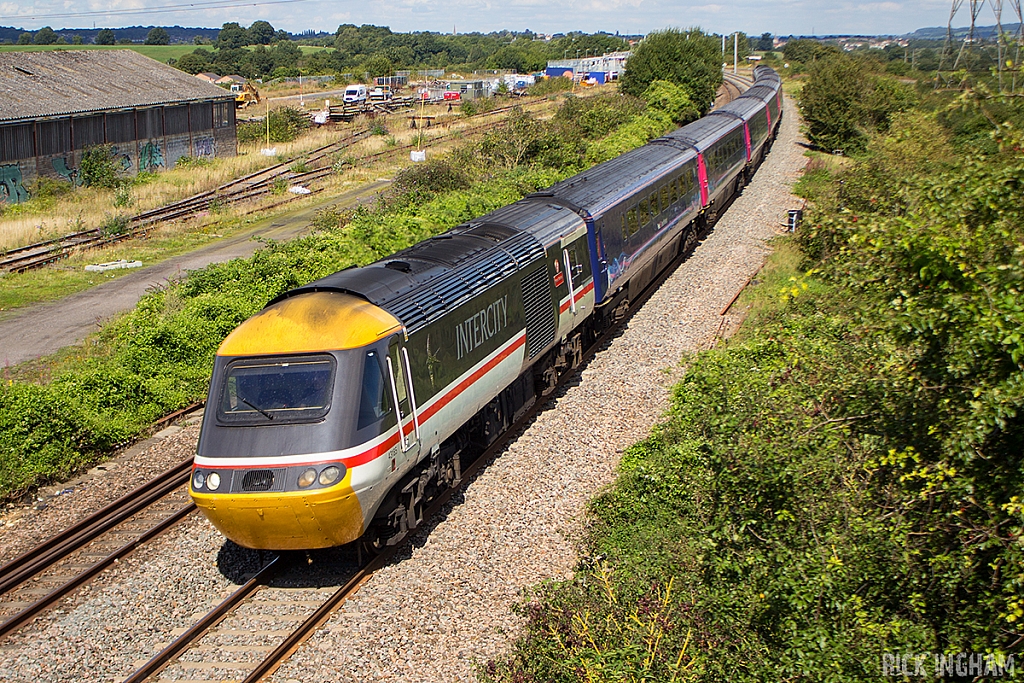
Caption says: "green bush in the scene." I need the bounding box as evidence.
[236,107,310,144]
[174,156,211,169]
[489,110,1024,683]
[79,145,122,189]
[526,76,573,96]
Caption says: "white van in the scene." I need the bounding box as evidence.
[343,84,367,104]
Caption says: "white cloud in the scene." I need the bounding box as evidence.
[0,0,977,37]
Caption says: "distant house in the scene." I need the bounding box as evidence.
[0,50,236,204]
[195,72,220,84]
[216,75,247,86]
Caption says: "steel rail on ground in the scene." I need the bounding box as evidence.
[118,192,740,683]
[0,97,559,275]
[0,403,207,640]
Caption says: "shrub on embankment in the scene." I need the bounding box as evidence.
[483,110,1023,681]
[0,89,689,502]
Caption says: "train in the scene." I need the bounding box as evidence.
[188,67,784,551]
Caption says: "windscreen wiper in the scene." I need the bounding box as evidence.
[238,395,275,420]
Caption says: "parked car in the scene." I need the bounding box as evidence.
[443,91,461,101]
[369,86,393,101]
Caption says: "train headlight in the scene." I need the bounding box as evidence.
[298,468,317,488]
[319,466,342,486]
[192,472,205,490]
[207,472,221,491]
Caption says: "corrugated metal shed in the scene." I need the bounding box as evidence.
[0,50,233,124]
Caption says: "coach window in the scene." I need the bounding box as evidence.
[660,185,671,212]
[670,177,679,204]
[627,208,639,236]
[638,199,650,226]
[649,191,659,216]
[621,214,629,241]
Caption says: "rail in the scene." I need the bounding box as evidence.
[117,190,742,683]
[0,458,196,639]
[0,97,554,275]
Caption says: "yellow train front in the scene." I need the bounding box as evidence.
[190,290,406,550]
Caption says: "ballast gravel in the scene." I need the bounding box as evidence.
[0,96,806,683]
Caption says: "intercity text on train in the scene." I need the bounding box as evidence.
[456,295,509,360]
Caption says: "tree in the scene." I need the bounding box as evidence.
[798,54,914,154]
[17,32,32,45]
[33,27,59,45]
[216,22,248,49]
[95,28,115,45]
[145,27,170,45]
[175,53,209,74]
[247,20,275,45]
[757,32,774,51]
[72,35,83,45]
[799,56,868,152]
[362,53,394,78]
[783,38,841,64]
[619,28,722,115]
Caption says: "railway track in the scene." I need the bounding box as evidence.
[0,130,373,274]
[0,98,554,276]
[0,404,208,641]
[719,72,753,106]
[0,461,195,640]
[117,201,736,683]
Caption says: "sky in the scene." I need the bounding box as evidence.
[0,0,999,38]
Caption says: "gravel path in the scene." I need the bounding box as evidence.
[0,97,806,683]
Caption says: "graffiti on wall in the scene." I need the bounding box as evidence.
[111,146,133,173]
[0,164,30,204]
[139,141,165,172]
[52,158,84,187]
[193,136,215,158]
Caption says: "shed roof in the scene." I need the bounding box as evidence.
[0,50,233,124]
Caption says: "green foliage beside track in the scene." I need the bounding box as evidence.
[484,106,1024,683]
[798,54,917,153]
[619,28,722,115]
[0,93,669,502]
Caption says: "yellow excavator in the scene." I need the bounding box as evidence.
[232,83,261,109]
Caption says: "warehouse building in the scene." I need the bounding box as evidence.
[545,51,631,84]
[0,50,236,204]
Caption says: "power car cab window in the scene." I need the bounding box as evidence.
[218,355,335,425]
[357,350,392,430]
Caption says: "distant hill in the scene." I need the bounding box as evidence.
[0,25,224,45]
[906,23,1022,40]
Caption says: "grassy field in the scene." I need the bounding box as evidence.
[0,44,196,62]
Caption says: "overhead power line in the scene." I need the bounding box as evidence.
[0,0,316,23]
